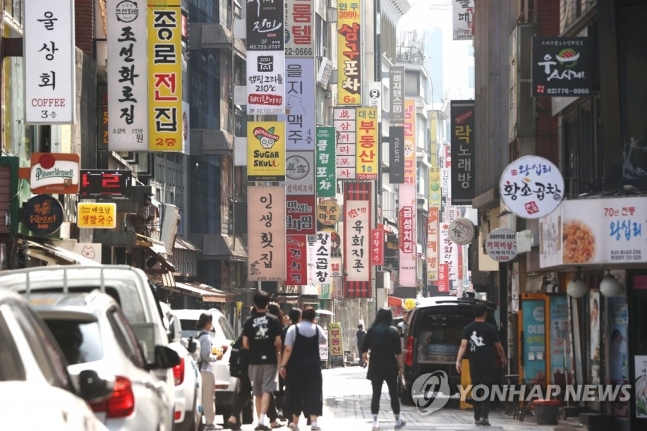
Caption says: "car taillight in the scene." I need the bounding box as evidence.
[175,410,182,420]
[173,357,185,385]
[405,336,414,367]
[90,376,135,418]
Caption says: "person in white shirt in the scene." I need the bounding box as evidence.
[196,313,223,431]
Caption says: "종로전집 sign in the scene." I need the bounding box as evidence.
[485,228,518,262]
[500,155,564,219]
[531,37,594,97]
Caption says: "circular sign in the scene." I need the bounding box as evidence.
[317,200,341,226]
[499,155,564,219]
[285,154,310,181]
[321,228,341,255]
[115,0,140,23]
[485,228,518,262]
[448,218,476,245]
[404,298,416,310]
[23,194,64,236]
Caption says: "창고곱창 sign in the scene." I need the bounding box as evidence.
[499,155,564,219]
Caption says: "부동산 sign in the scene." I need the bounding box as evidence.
[532,37,594,97]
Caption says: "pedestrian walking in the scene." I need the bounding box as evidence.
[196,313,224,430]
[361,308,406,431]
[455,303,507,427]
[268,302,288,425]
[280,307,326,431]
[355,324,367,367]
[243,292,284,431]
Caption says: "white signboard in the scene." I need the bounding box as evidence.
[73,243,102,263]
[452,0,474,41]
[368,82,382,123]
[24,0,76,123]
[246,51,286,115]
[344,200,370,281]
[334,107,357,180]
[107,0,149,151]
[306,234,317,285]
[319,328,329,361]
[285,151,315,195]
[499,155,564,219]
[485,228,518,262]
[539,203,562,268]
[449,217,475,245]
[314,231,331,284]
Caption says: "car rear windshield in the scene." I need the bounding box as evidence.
[44,319,104,365]
[180,319,209,339]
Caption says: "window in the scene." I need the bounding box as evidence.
[0,311,26,381]
[107,308,147,369]
[44,319,104,365]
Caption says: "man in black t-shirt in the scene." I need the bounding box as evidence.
[356,324,366,367]
[456,303,507,427]
[243,291,282,431]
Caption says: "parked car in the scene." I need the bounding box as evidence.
[0,289,113,431]
[161,303,204,431]
[400,296,498,404]
[172,308,239,418]
[29,290,180,431]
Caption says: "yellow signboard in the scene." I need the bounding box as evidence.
[404,298,416,310]
[356,107,378,180]
[328,322,343,357]
[148,0,183,152]
[247,121,286,181]
[77,203,117,229]
[336,0,362,106]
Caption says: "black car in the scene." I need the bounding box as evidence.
[399,296,499,404]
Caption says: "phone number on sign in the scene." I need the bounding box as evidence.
[545,88,590,95]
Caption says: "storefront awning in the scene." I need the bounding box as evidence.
[197,234,247,261]
[22,240,101,266]
[174,236,201,252]
[175,282,235,303]
[136,235,176,272]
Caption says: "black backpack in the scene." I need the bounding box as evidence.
[228,336,249,378]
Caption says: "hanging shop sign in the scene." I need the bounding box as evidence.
[404,99,417,185]
[77,203,117,229]
[499,155,564,219]
[355,107,378,180]
[426,207,439,282]
[344,182,371,298]
[79,170,132,198]
[314,231,331,284]
[398,184,417,287]
[328,322,343,357]
[450,100,475,205]
[334,107,356,180]
[281,57,315,150]
[284,0,314,57]
[485,227,518,262]
[286,194,316,235]
[30,153,80,195]
[286,234,307,285]
[317,199,341,227]
[370,228,384,266]
[336,0,362,106]
[247,121,286,181]
[23,194,64,235]
[452,0,474,41]
[246,51,286,115]
[315,126,337,198]
[389,66,405,124]
[531,37,594,97]
[448,217,476,245]
[389,126,405,184]
[368,82,382,123]
[248,186,286,281]
[246,0,284,51]
[285,151,315,195]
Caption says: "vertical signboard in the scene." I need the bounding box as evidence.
[453,0,474,41]
[371,228,384,266]
[246,0,284,51]
[344,182,372,297]
[389,66,405,124]
[450,100,475,205]
[285,151,315,194]
[246,51,286,115]
[148,0,183,151]
[315,231,331,284]
[404,99,417,185]
[355,108,378,180]
[281,58,315,150]
[438,263,449,292]
[24,0,76,124]
[286,234,308,285]
[247,121,286,181]
[107,0,148,151]
[334,108,357,180]
[248,186,286,281]
[286,195,316,235]
[427,207,439,282]
[316,127,337,198]
[336,0,362,106]
[389,126,405,184]
[398,184,417,287]
[285,0,314,57]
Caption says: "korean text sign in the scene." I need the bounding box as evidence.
[25,0,76,124]
[147,0,183,151]
[334,108,357,180]
[316,127,337,198]
[286,195,316,235]
[453,0,474,41]
[398,184,417,287]
[344,182,372,298]
[280,58,315,150]
[371,228,384,266]
[312,232,331,284]
[285,151,315,195]
[77,203,117,229]
[531,37,594,97]
[450,100,475,204]
[107,0,148,151]
[485,228,518,262]
[389,66,405,124]
[247,121,286,181]
[285,0,314,57]
[328,322,343,357]
[246,0,284,51]
[389,126,405,184]
[336,0,362,106]
[404,100,417,184]
[355,108,378,180]
[500,155,564,219]
[427,207,439,282]
[247,186,286,281]
[286,234,308,285]
[247,51,286,115]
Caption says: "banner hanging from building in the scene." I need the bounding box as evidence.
[314,231,331,284]
[371,228,384,266]
[107,0,148,151]
[286,195,316,235]
[427,207,439,282]
[336,0,362,106]
[404,99,417,185]
[316,127,337,198]
[280,57,315,150]
[450,100,475,205]
[389,126,405,184]
[247,121,286,181]
[286,151,315,195]
[389,66,405,124]
[438,263,449,292]
[24,0,76,124]
[246,0,284,51]
[248,186,286,281]
[440,221,459,293]
[246,51,286,115]
[148,0,183,151]
[286,234,308,285]
[452,0,474,41]
[344,182,372,297]
[285,0,314,57]
[398,184,417,287]
[356,108,378,180]
[334,107,357,180]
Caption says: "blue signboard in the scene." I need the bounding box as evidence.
[522,298,546,382]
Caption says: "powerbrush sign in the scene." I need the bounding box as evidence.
[531,37,594,97]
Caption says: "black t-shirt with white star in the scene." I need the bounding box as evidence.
[243,312,281,364]
[461,320,500,370]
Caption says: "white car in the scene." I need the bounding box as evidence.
[30,291,179,431]
[0,289,112,431]
[173,308,238,418]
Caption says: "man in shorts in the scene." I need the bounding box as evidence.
[243,291,283,431]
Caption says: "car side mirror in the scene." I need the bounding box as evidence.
[147,345,181,370]
[78,369,114,403]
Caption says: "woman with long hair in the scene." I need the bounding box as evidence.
[196,313,224,430]
[361,308,406,430]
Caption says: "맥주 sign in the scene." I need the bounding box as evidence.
[485,228,518,262]
[23,194,64,235]
[317,199,341,227]
[500,155,564,219]
[30,153,80,195]
[532,37,594,97]
[77,203,117,229]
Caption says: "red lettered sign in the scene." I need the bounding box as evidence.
[370,228,383,266]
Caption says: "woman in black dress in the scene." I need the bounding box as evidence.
[361,308,406,431]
